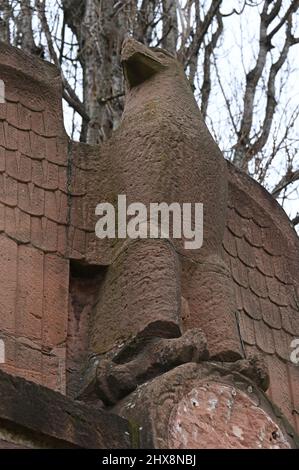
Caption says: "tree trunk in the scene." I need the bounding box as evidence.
[0,0,11,43]
[162,0,178,54]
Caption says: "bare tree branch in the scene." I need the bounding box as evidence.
[292,213,299,227]
[200,10,223,119]
[161,0,178,54]
[179,0,222,69]
[233,0,299,170]
[0,0,11,43]
[250,18,294,155]
[35,0,89,123]
[272,169,299,198]
[268,0,299,40]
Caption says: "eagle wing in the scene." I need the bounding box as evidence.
[224,162,299,432]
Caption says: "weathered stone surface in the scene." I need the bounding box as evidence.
[0,37,299,444]
[114,363,299,449]
[168,382,291,449]
[225,163,299,431]
[0,370,131,449]
[66,266,106,397]
[90,239,182,356]
[0,42,69,390]
[80,38,242,365]
[79,328,208,406]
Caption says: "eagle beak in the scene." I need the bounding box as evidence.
[121,38,165,88]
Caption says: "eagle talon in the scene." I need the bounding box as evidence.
[81,328,209,406]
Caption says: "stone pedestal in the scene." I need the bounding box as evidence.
[0,370,131,449]
[113,362,299,449]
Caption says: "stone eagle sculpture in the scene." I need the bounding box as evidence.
[0,38,298,443]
